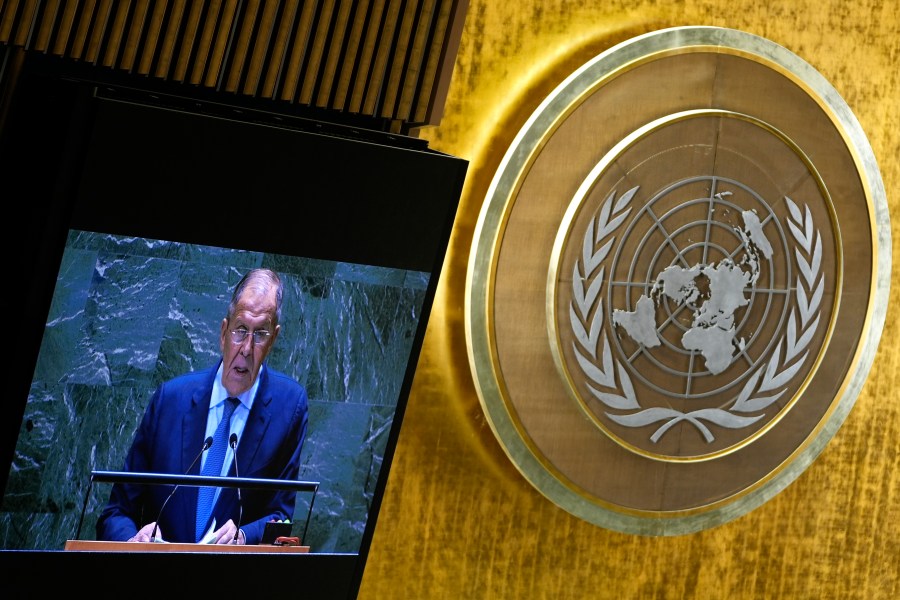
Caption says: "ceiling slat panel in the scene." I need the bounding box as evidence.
[410,0,450,124]
[347,0,385,114]
[0,0,467,131]
[379,0,419,120]
[83,0,113,65]
[396,0,436,121]
[99,1,129,68]
[134,0,170,76]
[332,0,369,111]
[314,0,352,108]
[119,0,152,73]
[259,0,299,98]
[276,0,316,102]
[3,1,39,47]
[48,0,73,56]
[361,0,401,116]
[148,0,185,78]
[240,0,279,96]
[0,1,22,42]
[221,0,262,93]
[207,0,240,88]
[297,0,334,105]
[188,0,222,84]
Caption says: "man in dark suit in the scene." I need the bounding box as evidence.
[96,268,309,545]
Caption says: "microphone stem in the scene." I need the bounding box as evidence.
[230,433,242,543]
[149,436,212,542]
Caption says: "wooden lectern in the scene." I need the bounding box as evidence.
[65,540,309,553]
[73,470,319,551]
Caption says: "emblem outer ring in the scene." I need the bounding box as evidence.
[465,26,891,535]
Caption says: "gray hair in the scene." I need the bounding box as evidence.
[227,268,283,326]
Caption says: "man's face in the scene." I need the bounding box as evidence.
[219,286,281,397]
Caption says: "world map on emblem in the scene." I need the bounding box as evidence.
[561,173,833,459]
[612,194,773,377]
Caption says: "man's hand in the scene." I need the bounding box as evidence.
[210,518,245,544]
[128,522,161,542]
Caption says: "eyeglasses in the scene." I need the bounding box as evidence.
[229,328,271,345]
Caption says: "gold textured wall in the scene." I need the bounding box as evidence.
[359,1,900,598]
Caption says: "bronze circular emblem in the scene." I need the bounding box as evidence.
[466,27,891,535]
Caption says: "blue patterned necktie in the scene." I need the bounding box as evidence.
[195,397,238,541]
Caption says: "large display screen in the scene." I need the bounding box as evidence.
[1,53,466,598]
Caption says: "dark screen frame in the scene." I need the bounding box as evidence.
[2,51,466,598]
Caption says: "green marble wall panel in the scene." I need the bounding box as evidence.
[1,230,428,553]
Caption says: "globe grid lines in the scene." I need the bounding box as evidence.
[606,177,793,402]
[564,177,823,454]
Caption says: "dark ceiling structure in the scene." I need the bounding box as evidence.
[0,0,469,135]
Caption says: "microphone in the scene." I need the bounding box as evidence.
[150,436,213,542]
[229,432,243,543]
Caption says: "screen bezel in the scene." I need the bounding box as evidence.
[2,51,466,597]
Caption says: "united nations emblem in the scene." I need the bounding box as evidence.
[466,27,890,535]
[549,111,837,462]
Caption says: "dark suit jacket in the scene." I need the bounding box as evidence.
[95,361,309,544]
